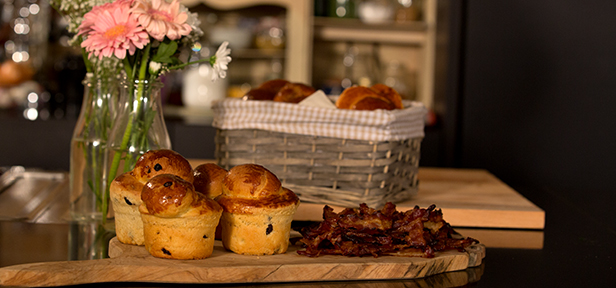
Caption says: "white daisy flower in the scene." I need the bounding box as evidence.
[211,41,232,81]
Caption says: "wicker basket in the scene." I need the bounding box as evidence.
[215,129,422,208]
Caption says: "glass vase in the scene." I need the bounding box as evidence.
[103,78,172,220]
[69,73,120,222]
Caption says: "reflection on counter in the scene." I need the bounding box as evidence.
[68,221,116,260]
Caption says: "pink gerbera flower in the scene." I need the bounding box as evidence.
[80,1,150,60]
[78,0,134,37]
[131,0,192,41]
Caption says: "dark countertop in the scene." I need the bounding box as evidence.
[1,176,615,287]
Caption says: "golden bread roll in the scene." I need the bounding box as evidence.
[370,83,404,109]
[243,88,275,101]
[335,86,396,110]
[258,79,290,94]
[193,163,228,240]
[110,149,193,246]
[131,149,194,184]
[193,163,228,199]
[272,82,316,103]
[139,174,223,260]
[243,79,290,101]
[215,164,300,255]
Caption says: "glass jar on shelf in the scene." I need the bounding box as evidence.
[254,16,286,51]
[357,0,396,24]
[329,0,357,18]
[382,60,415,100]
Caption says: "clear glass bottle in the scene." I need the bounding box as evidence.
[103,78,172,219]
[69,73,119,222]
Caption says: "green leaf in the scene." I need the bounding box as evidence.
[151,40,178,64]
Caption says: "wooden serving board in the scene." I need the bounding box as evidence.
[0,237,485,287]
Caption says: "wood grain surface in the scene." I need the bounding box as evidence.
[0,237,485,287]
[294,167,545,229]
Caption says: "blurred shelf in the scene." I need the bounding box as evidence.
[231,48,285,59]
[313,17,428,45]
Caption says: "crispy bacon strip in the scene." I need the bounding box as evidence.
[297,202,478,258]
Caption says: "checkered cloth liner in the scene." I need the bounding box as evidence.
[211,98,427,142]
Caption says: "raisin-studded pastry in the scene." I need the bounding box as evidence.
[193,163,227,199]
[193,163,228,239]
[139,174,223,260]
[110,149,194,245]
[215,164,300,255]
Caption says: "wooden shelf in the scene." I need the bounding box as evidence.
[231,48,285,59]
[313,17,427,45]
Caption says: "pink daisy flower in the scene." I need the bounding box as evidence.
[80,1,150,60]
[131,0,192,41]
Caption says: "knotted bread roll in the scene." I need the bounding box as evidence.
[215,164,300,255]
[243,79,290,101]
[272,82,316,103]
[193,163,228,239]
[139,174,223,259]
[370,83,404,109]
[335,84,404,110]
[193,163,227,199]
[110,149,193,245]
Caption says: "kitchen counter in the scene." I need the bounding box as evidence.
[1,168,614,287]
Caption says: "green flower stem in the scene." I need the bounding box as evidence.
[103,46,151,224]
[122,58,133,82]
[79,36,93,73]
[167,56,215,71]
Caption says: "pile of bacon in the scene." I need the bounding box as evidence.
[297,202,478,258]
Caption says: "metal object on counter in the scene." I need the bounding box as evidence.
[0,166,68,223]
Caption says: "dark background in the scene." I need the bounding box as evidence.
[441,0,616,234]
[1,0,615,231]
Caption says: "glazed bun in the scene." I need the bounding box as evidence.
[243,79,290,101]
[215,164,300,255]
[131,149,194,184]
[221,164,282,200]
[139,174,222,260]
[108,172,145,244]
[258,79,290,95]
[370,83,404,109]
[193,163,228,199]
[140,174,196,217]
[193,163,228,240]
[272,82,316,104]
[335,84,404,111]
[336,86,395,110]
[110,149,193,246]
